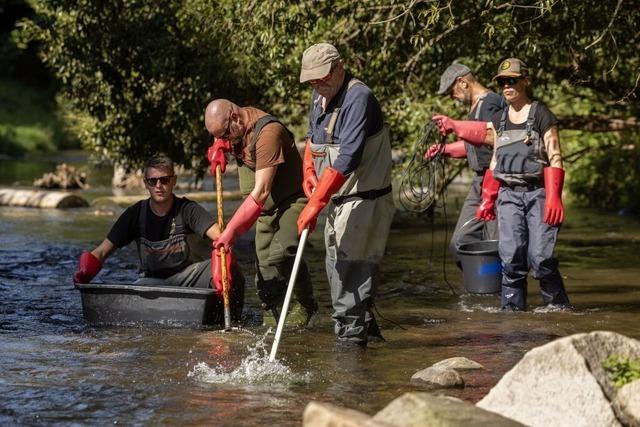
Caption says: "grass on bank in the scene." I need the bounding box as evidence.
[0,78,76,157]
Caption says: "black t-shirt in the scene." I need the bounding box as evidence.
[491,101,558,137]
[107,196,215,248]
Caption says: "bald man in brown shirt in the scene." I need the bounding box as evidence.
[204,99,317,326]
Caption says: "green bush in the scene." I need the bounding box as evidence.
[603,354,640,388]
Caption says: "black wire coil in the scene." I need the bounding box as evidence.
[398,121,447,213]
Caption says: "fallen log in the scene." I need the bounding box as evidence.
[0,189,89,209]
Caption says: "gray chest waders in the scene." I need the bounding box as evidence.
[309,78,395,344]
[493,101,548,186]
[492,102,570,310]
[136,199,191,278]
[465,93,493,172]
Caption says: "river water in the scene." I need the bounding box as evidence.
[1,157,640,426]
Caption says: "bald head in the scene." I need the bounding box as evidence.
[204,99,234,136]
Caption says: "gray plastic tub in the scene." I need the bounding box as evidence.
[458,240,502,294]
[74,283,227,327]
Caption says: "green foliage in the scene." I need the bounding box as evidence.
[16,0,640,204]
[0,78,71,155]
[603,354,640,388]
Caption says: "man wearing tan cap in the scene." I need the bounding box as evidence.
[434,57,571,311]
[297,42,395,348]
[427,62,504,270]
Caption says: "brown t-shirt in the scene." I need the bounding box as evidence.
[235,107,305,211]
[238,107,288,171]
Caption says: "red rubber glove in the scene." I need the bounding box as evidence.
[211,247,234,294]
[432,115,487,145]
[297,167,347,234]
[543,167,565,226]
[207,138,232,174]
[214,195,263,251]
[73,251,102,284]
[302,139,318,198]
[424,140,467,161]
[476,169,501,221]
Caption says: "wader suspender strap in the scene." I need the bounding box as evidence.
[473,92,488,121]
[497,101,538,138]
[325,78,363,143]
[525,101,538,138]
[247,115,294,165]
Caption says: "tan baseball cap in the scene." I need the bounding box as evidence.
[300,43,341,83]
[493,58,529,81]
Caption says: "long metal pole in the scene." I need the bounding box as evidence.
[268,228,309,362]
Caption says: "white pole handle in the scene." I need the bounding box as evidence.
[268,228,309,362]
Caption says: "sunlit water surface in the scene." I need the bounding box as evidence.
[1,161,640,425]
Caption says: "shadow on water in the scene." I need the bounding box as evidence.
[1,164,640,424]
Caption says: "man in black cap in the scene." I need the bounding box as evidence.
[428,63,505,268]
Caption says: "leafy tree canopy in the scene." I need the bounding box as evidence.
[17,0,640,208]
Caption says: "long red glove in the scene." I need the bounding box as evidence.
[297,167,347,234]
[432,115,487,145]
[543,167,565,226]
[214,195,263,251]
[424,140,467,161]
[476,169,501,221]
[211,247,234,294]
[207,138,232,174]
[302,139,318,198]
[73,251,102,284]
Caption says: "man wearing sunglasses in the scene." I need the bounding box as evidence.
[433,58,571,311]
[428,62,505,269]
[73,154,244,317]
[204,99,318,328]
[297,42,395,348]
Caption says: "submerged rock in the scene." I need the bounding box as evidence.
[431,357,484,370]
[477,331,640,427]
[410,366,464,388]
[373,392,524,427]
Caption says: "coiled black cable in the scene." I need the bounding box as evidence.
[398,120,461,296]
[397,121,447,213]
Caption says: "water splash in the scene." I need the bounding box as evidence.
[188,333,311,386]
[456,294,502,313]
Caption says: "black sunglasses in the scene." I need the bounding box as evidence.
[144,175,174,186]
[497,76,522,87]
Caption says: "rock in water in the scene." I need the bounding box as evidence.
[302,401,393,427]
[410,367,464,388]
[431,357,484,370]
[373,392,524,427]
[477,331,640,427]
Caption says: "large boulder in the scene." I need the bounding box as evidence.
[477,331,640,427]
[616,380,640,427]
[373,392,524,427]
